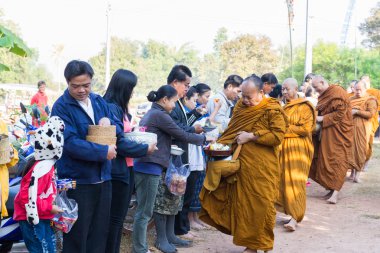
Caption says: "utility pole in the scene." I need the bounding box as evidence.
[304,0,312,78]
[105,2,111,87]
[286,0,295,77]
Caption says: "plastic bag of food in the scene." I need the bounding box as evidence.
[52,191,78,233]
[165,156,190,196]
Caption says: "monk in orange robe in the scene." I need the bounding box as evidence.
[361,75,380,166]
[349,80,378,182]
[309,75,354,204]
[200,75,287,253]
[347,80,357,98]
[276,78,316,231]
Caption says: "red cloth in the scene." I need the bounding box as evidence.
[31,92,48,127]
[13,162,57,221]
[31,92,48,107]
[124,116,134,167]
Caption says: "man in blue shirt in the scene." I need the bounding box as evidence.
[51,60,156,253]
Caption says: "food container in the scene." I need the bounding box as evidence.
[86,136,117,145]
[204,148,232,157]
[86,125,117,145]
[171,146,185,156]
[124,132,157,145]
[204,143,232,157]
[88,125,116,137]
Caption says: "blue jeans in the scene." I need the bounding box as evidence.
[19,220,56,253]
[132,172,160,253]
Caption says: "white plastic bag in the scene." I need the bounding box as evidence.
[52,191,78,233]
[165,156,190,196]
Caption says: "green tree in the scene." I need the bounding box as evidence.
[219,34,279,79]
[89,37,141,93]
[194,28,229,90]
[278,41,380,87]
[89,37,200,96]
[359,3,380,49]
[213,27,228,52]
[0,12,53,88]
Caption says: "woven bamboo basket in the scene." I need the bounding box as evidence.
[88,125,116,137]
[86,135,117,145]
[0,134,10,164]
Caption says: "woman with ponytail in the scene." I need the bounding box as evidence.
[132,85,210,253]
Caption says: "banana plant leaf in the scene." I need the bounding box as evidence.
[0,25,31,56]
[0,25,32,71]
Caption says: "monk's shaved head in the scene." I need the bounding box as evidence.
[241,74,264,106]
[283,78,298,90]
[354,80,367,89]
[312,75,329,94]
[241,74,264,91]
[354,80,368,98]
[312,75,327,84]
[282,78,299,101]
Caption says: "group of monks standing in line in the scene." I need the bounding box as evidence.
[198,73,379,253]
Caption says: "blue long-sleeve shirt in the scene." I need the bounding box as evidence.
[51,89,148,184]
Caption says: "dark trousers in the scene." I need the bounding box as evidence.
[106,171,135,253]
[174,171,200,235]
[63,181,112,253]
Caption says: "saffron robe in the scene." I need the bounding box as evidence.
[350,95,378,171]
[276,98,315,222]
[200,98,287,251]
[309,85,354,191]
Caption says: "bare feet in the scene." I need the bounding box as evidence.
[327,190,338,204]
[284,218,297,232]
[363,162,369,172]
[323,190,334,199]
[353,171,361,183]
[243,248,257,253]
[190,221,204,231]
[348,169,355,180]
[196,218,212,229]
[179,233,195,240]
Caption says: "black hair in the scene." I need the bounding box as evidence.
[269,84,283,98]
[147,85,178,102]
[103,69,137,114]
[64,60,94,84]
[350,80,358,85]
[305,86,314,97]
[167,65,192,84]
[181,87,198,102]
[261,73,278,85]
[223,75,243,89]
[304,73,315,83]
[21,156,36,177]
[194,83,211,96]
[244,74,264,90]
[37,80,46,88]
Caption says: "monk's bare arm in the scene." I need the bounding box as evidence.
[356,99,377,119]
[321,99,347,128]
[286,105,315,137]
[254,110,287,146]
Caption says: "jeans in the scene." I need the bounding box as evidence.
[19,220,56,253]
[63,181,112,253]
[106,172,135,253]
[132,172,160,253]
[175,171,200,235]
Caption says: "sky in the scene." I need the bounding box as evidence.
[1,0,378,81]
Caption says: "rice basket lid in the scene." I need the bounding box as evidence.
[86,135,117,145]
[88,125,116,137]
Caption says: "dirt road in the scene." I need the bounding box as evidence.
[175,144,380,253]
